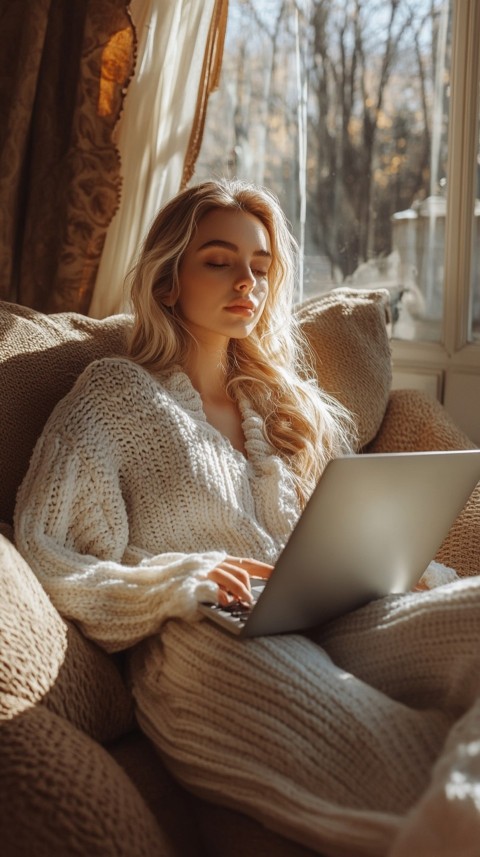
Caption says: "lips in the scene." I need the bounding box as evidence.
[225,305,256,318]
[225,300,256,312]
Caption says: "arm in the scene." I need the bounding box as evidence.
[14,429,223,653]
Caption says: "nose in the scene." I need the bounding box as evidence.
[234,265,256,292]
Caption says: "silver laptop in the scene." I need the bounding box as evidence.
[199,450,480,637]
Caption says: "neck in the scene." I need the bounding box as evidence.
[183,341,230,403]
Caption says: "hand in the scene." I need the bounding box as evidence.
[207,556,274,606]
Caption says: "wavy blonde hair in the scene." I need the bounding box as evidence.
[127,179,354,506]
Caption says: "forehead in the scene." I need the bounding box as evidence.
[192,207,271,252]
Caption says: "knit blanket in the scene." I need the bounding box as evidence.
[131,570,480,857]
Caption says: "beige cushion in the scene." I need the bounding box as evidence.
[0,534,133,742]
[0,706,169,857]
[0,301,130,523]
[296,287,392,449]
[367,388,480,578]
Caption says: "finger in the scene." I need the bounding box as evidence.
[217,588,234,606]
[207,568,253,603]
[226,556,274,579]
[217,560,252,588]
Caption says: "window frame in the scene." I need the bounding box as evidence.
[390,0,480,424]
[442,0,480,351]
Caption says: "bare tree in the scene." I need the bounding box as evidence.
[308,0,422,276]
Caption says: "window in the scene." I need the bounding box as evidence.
[193,0,479,345]
[194,0,480,441]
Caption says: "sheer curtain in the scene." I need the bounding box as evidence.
[89,0,227,318]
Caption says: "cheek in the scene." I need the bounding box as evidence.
[257,282,269,308]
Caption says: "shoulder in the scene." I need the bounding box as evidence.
[77,357,154,394]
[77,358,182,405]
[61,359,190,431]
[42,359,191,446]
[42,358,155,442]
[72,356,175,413]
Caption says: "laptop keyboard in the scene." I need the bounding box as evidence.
[209,600,252,626]
[207,579,266,627]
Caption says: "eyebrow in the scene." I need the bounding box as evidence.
[198,239,272,258]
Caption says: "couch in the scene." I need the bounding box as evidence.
[1,287,479,857]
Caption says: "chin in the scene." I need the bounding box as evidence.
[228,326,256,340]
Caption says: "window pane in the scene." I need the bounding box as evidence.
[193,0,453,342]
[471,90,480,341]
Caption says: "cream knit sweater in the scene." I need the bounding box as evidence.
[15,357,480,857]
[15,357,300,651]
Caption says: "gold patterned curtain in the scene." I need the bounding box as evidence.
[0,0,135,314]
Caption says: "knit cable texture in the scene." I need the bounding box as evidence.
[14,357,299,652]
[131,577,480,857]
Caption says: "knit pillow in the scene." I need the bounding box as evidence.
[296,287,392,449]
[0,705,167,857]
[0,301,130,524]
[367,388,480,578]
[0,534,133,743]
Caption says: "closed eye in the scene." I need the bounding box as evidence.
[206,261,268,276]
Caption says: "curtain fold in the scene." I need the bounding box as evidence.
[0,0,135,314]
[88,0,228,318]
[181,0,228,189]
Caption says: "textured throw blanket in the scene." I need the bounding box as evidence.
[131,566,480,857]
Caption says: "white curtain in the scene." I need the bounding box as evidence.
[89,0,222,317]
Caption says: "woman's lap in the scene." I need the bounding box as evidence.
[130,614,448,809]
[129,582,480,853]
[314,578,480,711]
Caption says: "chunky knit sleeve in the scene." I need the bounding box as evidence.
[14,414,222,654]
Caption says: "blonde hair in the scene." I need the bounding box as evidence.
[127,179,354,506]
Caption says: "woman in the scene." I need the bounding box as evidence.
[15,180,480,856]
